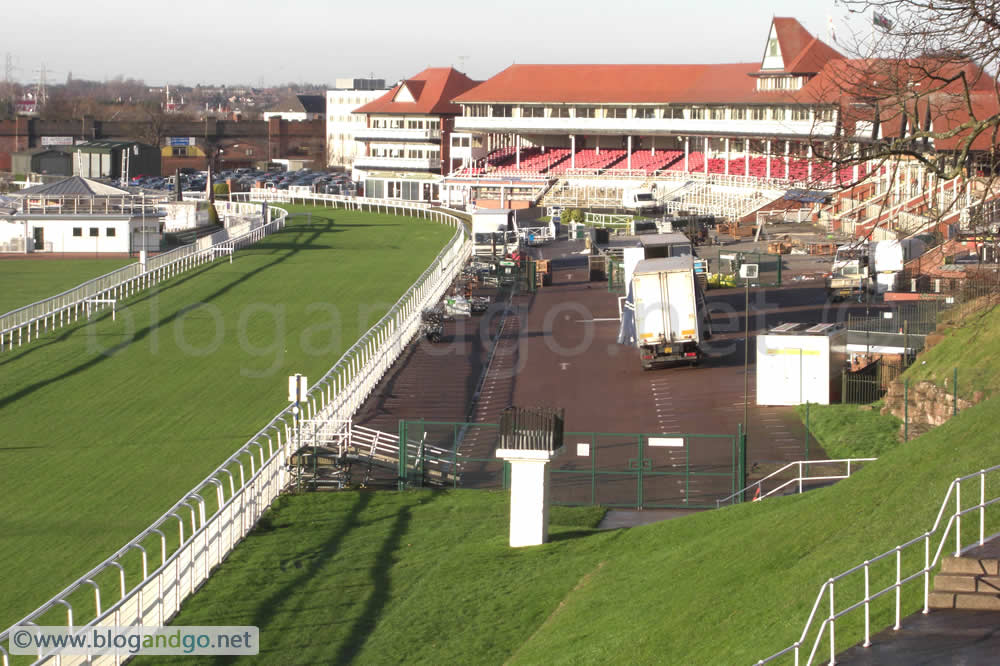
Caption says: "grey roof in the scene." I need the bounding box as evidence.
[639,232,691,247]
[16,176,129,197]
[72,140,153,153]
[266,93,325,115]
[633,256,695,275]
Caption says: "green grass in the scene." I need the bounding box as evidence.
[0,204,455,629]
[901,301,1000,400]
[138,394,1000,665]
[0,257,135,314]
[796,403,902,458]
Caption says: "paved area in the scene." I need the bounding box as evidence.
[597,509,697,530]
[835,610,1000,665]
[348,233,879,505]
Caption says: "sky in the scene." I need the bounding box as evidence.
[1,0,866,88]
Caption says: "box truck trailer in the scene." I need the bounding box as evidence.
[630,256,710,369]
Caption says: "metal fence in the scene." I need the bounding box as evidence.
[0,201,273,352]
[0,196,472,664]
[398,420,740,509]
[700,248,784,287]
[842,357,911,404]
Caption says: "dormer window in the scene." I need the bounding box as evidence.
[768,38,779,57]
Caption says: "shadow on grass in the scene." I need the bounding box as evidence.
[332,492,437,664]
[0,220,332,409]
[547,529,604,542]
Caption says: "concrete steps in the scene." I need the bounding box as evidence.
[929,555,1000,610]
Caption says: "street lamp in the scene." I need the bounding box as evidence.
[739,262,759,500]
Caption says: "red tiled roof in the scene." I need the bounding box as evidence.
[355,67,479,115]
[772,18,817,70]
[452,63,782,105]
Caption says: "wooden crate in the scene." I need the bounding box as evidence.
[535,259,550,274]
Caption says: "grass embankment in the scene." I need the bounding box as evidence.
[0,257,135,314]
[796,403,901,459]
[802,300,1000,458]
[0,204,454,629]
[142,394,1000,664]
[902,299,1000,401]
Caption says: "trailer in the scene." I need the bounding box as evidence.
[629,256,710,369]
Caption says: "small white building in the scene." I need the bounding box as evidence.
[0,177,162,254]
[262,94,326,122]
[756,323,848,406]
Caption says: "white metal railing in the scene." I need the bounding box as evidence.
[0,202,275,353]
[242,188,434,213]
[14,194,169,216]
[0,195,471,664]
[716,459,877,508]
[757,463,1000,665]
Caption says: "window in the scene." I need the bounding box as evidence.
[772,107,786,120]
[818,108,835,122]
[709,107,725,120]
[574,106,596,118]
[731,107,746,120]
[72,227,82,237]
[664,107,684,120]
[751,107,767,120]
[791,108,809,121]
[492,105,513,118]
[521,105,544,118]
[635,107,657,119]
[689,107,705,120]
[550,106,571,118]
[768,38,779,57]
[89,228,99,237]
[106,227,116,237]
[606,107,628,119]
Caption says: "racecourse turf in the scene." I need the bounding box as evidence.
[0,205,455,629]
[0,257,135,315]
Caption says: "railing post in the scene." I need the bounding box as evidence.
[981,470,987,546]
[863,561,871,646]
[923,532,931,614]
[894,546,902,629]
[828,580,836,665]
[956,479,962,556]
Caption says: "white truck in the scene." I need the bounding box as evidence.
[622,188,658,213]
[630,256,710,369]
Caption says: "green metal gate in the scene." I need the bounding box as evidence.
[398,420,742,509]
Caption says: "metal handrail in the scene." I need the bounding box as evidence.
[757,462,1000,665]
[716,458,877,508]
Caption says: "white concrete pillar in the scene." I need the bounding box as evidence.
[744,142,749,175]
[497,449,561,547]
[784,140,790,179]
[766,140,772,179]
[627,135,632,170]
[651,135,655,155]
[516,135,521,169]
[807,144,813,181]
[684,137,689,172]
[571,135,576,168]
[725,138,730,175]
[703,137,709,174]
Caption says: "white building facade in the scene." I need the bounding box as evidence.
[326,88,386,168]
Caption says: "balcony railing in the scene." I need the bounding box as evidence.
[454,116,837,138]
[354,156,441,171]
[354,127,441,142]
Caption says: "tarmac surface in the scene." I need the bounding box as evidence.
[349,233,878,508]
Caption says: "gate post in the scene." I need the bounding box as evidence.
[738,423,747,503]
[397,420,407,490]
[637,435,645,510]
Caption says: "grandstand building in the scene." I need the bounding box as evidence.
[353,67,479,202]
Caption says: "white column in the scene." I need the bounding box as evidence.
[807,144,813,181]
[745,142,749,175]
[766,140,772,179]
[497,449,561,547]
[725,138,730,175]
[571,135,576,168]
[703,137,709,174]
[651,135,655,155]
[516,135,521,169]
[784,140,790,178]
[684,137,689,172]
[627,135,632,170]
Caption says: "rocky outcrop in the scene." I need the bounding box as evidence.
[881,379,983,438]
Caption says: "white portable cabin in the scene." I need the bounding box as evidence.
[756,323,848,406]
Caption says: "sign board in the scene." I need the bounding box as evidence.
[168,137,196,147]
[739,263,759,279]
[287,374,308,403]
[41,136,74,146]
[576,443,590,457]
[648,437,684,448]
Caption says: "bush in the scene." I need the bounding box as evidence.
[213,183,229,196]
[564,209,584,224]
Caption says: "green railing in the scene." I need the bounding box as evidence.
[397,420,740,509]
[700,249,784,287]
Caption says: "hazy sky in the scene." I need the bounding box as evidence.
[3,0,863,87]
